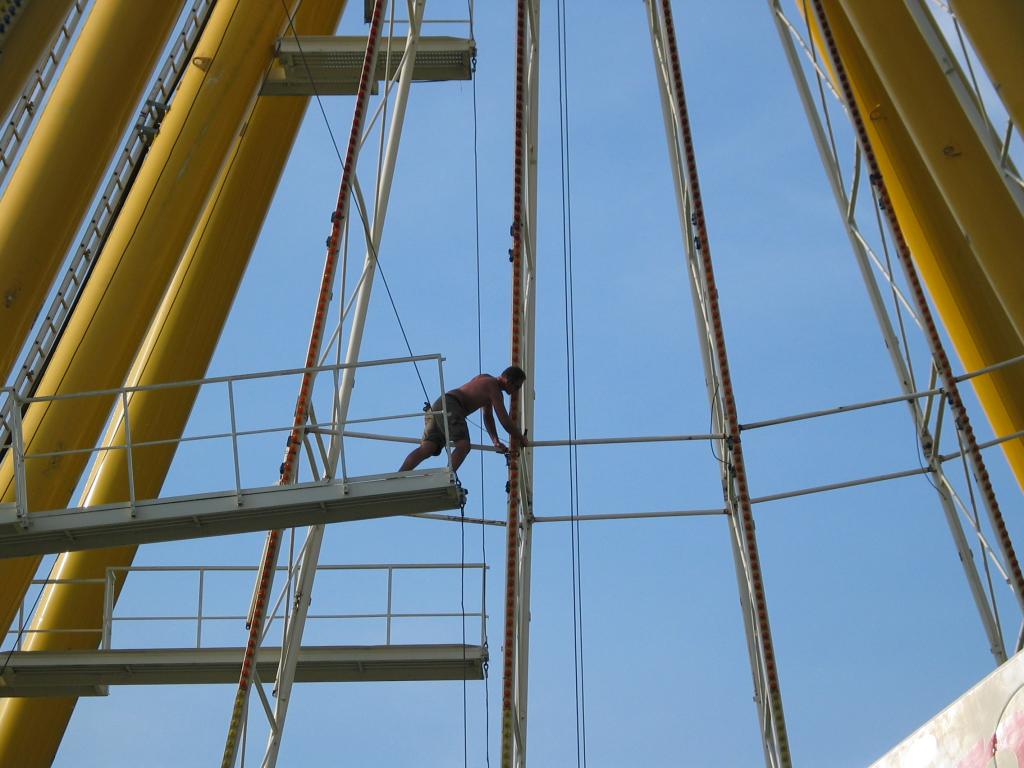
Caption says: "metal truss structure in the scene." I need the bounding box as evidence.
[767,0,1024,671]
[1,0,1023,766]
[3,562,487,697]
[646,1,790,763]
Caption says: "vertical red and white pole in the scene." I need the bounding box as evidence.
[501,1,529,765]
[220,3,387,765]
[655,0,792,764]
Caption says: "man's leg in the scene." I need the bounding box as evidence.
[400,440,439,472]
[450,439,471,472]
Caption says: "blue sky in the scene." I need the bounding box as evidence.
[18,0,1023,765]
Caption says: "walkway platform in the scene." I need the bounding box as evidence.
[0,643,486,697]
[261,35,474,96]
[0,469,463,559]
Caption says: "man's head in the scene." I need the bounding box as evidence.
[500,365,527,394]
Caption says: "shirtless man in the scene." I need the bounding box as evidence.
[399,366,529,472]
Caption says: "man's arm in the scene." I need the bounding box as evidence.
[482,407,506,452]
[490,383,527,445]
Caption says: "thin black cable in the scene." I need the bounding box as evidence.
[555,0,580,762]
[459,28,471,765]
[455,12,485,763]
[469,38,493,768]
[280,0,344,167]
[287,2,473,755]
[284,0,432,406]
[563,14,588,764]
[709,379,727,465]
[872,195,918,393]
[460,493,468,768]
[868,186,944,495]
[458,43,469,761]
[556,0,588,764]
[950,15,989,121]
[801,0,845,189]
[954,423,1006,648]
[349,192,432,404]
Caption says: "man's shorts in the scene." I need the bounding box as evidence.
[422,394,471,455]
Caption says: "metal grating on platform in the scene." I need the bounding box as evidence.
[261,35,474,95]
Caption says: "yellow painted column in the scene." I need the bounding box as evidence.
[0,0,299,650]
[948,0,1024,132]
[806,1,1024,489]
[0,0,75,120]
[0,0,348,758]
[0,0,185,380]
[836,0,1024,345]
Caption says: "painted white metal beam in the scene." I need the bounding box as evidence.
[257,6,430,767]
[0,644,486,696]
[646,2,788,763]
[0,469,462,559]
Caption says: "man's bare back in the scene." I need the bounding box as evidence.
[450,374,502,413]
[451,373,520,450]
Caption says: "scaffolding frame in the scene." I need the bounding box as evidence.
[4,1,1024,765]
[645,2,792,764]
[217,3,462,766]
[767,0,1017,668]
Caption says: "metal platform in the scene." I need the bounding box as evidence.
[0,469,462,559]
[0,643,486,697]
[261,35,474,95]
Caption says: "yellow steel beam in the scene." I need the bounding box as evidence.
[0,0,185,380]
[0,0,75,120]
[0,0,301,664]
[805,1,1024,489]
[836,0,1024,345]
[0,0,348,757]
[949,0,1024,132]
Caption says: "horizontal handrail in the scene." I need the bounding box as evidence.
[1,355,452,521]
[5,563,488,654]
[0,355,443,406]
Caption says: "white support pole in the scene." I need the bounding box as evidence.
[499,1,539,763]
[259,6,426,767]
[259,527,325,768]
[646,1,792,762]
[9,394,28,526]
[643,4,777,765]
[766,0,1007,664]
[513,2,540,763]
[327,0,426,477]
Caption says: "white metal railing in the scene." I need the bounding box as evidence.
[4,562,487,653]
[0,354,454,524]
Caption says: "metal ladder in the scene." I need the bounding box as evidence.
[0,1,87,189]
[0,0,215,453]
